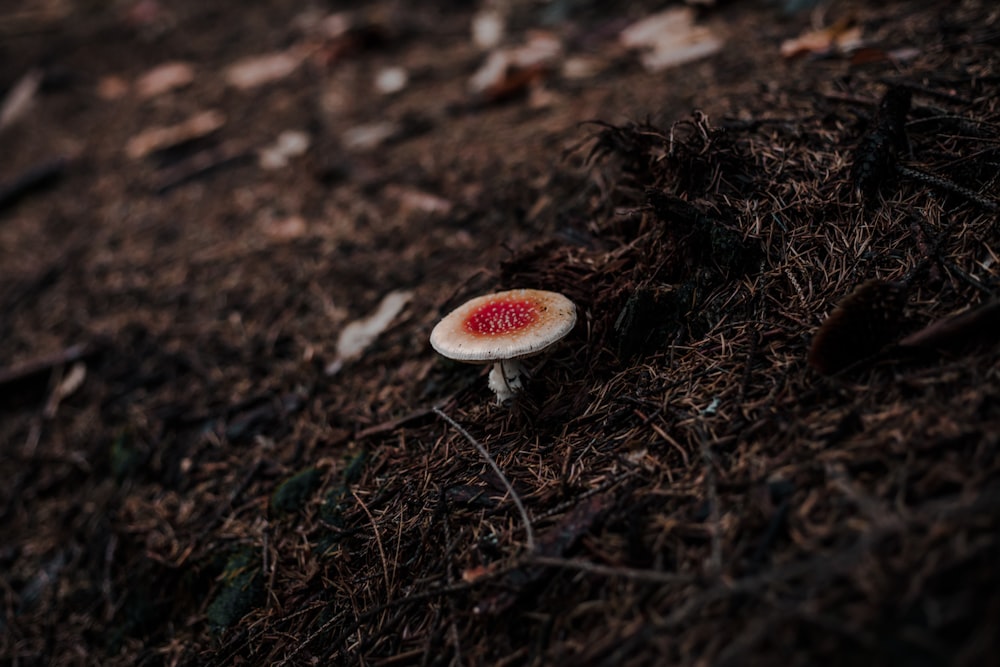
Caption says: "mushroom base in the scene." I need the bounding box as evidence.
[488,359,528,404]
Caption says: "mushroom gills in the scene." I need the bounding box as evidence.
[487,359,529,404]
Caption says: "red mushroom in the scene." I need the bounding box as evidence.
[430,289,577,404]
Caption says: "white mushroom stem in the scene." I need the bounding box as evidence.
[487,359,528,404]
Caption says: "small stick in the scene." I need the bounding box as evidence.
[356,405,438,439]
[0,342,95,388]
[0,155,71,211]
[154,143,252,194]
[899,298,1000,350]
[433,406,536,552]
[896,163,1000,213]
[529,555,695,585]
[351,489,392,592]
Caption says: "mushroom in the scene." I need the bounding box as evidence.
[430,288,577,404]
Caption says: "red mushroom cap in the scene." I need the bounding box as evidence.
[430,289,577,362]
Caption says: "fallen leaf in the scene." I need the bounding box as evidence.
[56,362,87,399]
[461,564,498,583]
[225,51,303,90]
[374,66,408,95]
[136,61,194,98]
[44,361,87,418]
[472,9,505,50]
[258,130,310,170]
[260,215,308,241]
[780,17,862,59]
[0,69,43,132]
[562,55,604,80]
[326,290,413,374]
[468,30,561,99]
[386,185,453,216]
[342,121,399,152]
[620,7,722,73]
[125,109,226,159]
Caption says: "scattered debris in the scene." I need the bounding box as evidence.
[43,362,86,418]
[135,61,195,98]
[4,2,1000,666]
[342,121,397,152]
[374,66,408,95]
[0,155,72,212]
[895,163,1000,214]
[472,8,505,50]
[619,7,723,73]
[224,50,303,90]
[0,342,98,390]
[562,55,604,80]
[780,16,863,59]
[258,129,310,170]
[0,69,42,131]
[259,214,308,241]
[468,31,561,101]
[125,109,226,159]
[385,184,452,216]
[326,290,413,374]
[153,141,251,193]
[474,492,614,614]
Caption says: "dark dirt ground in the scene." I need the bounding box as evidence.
[2,0,999,665]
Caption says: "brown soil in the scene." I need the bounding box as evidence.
[2,1,999,665]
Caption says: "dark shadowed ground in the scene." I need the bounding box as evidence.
[2,0,999,665]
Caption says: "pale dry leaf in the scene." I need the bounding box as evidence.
[472,9,504,50]
[374,66,408,95]
[258,129,310,170]
[562,55,604,80]
[44,361,87,418]
[327,290,413,374]
[386,185,453,216]
[0,69,43,132]
[468,30,561,94]
[56,362,87,400]
[225,51,303,90]
[620,7,722,73]
[780,18,862,59]
[342,121,398,152]
[136,61,194,98]
[125,109,226,159]
[260,215,308,241]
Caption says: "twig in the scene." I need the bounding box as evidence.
[356,405,439,439]
[352,488,392,592]
[0,342,96,388]
[896,163,1000,213]
[0,155,71,211]
[899,298,1000,350]
[432,407,536,552]
[529,555,696,585]
[271,607,352,667]
[154,143,252,194]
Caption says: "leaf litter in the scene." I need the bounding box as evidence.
[1,1,1000,666]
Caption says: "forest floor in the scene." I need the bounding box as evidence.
[2,0,999,665]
